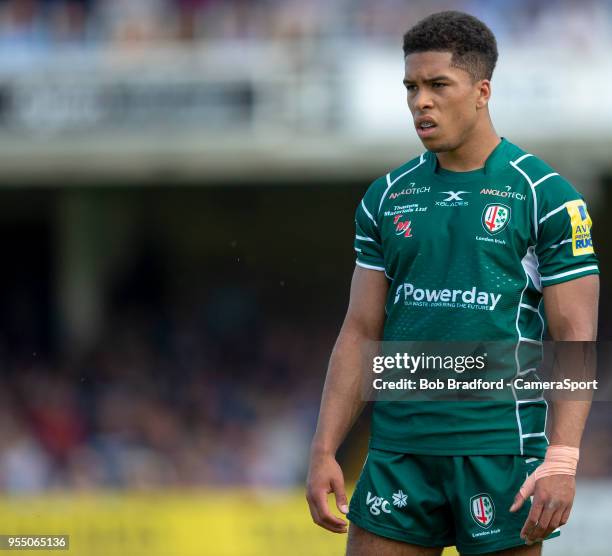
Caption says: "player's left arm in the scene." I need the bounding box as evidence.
[510,274,599,544]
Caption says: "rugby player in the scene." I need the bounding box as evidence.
[306,11,599,556]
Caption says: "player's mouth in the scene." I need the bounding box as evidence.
[415,118,438,138]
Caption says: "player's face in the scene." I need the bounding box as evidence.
[404,51,486,152]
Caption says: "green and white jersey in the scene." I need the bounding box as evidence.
[354,138,598,457]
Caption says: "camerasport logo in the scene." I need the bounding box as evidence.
[366,492,392,516]
[394,215,412,237]
[470,494,495,528]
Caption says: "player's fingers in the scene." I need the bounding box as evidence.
[525,506,554,544]
[509,492,525,513]
[560,503,573,526]
[538,507,565,540]
[331,477,349,514]
[510,474,535,512]
[535,505,555,532]
[520,501,543,541]
[306,490,322,524]
[312,490,347,532]
[311,504,346,532]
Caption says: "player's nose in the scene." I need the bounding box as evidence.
[412,89,433,111]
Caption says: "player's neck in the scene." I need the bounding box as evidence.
[435,124,500,173]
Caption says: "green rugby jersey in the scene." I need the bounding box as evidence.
[354,138,598,457]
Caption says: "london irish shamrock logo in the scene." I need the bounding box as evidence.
[482,204,511,235]
[470,493,495,528]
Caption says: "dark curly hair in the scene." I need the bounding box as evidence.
[402,11,498,81]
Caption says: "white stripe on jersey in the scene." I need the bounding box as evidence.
[355,260,385,272]
[540,265,598,282]
[548,238,572,250]
[379,154,426,214]
[355,234,376,243]
[539,202,568,224]
[360,199,378,228]
[533,172,559,188]
[509,157,538,239]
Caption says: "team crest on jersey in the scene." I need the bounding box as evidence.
[482,204,511,235]
[565,199,594,256]
[393,214,412,237]
[470,493,495,528]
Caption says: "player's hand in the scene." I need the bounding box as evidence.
[510,474,575,545]
[305,451,349,533]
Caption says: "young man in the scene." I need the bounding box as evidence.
[306,11,599,556]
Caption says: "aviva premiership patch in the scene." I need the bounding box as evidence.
[470,493,495,528]
[566,200,594,256]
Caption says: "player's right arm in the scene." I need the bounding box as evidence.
[306,265,388,533]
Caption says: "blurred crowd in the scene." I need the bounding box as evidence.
[3,285,612,494]
[0,304,611,493]
[0,300,335,493]
[0,0,609,50]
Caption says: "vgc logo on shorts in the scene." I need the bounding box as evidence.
[365,492,392,515]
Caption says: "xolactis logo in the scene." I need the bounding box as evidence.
[393,283,501,311]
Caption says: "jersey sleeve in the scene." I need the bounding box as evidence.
[354,177,386,272]
[535,177,599,286]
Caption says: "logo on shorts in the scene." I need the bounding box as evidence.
[365,491,392,516]
[482,204,511,235]
[470,493,495,528]
[392,490,408,508]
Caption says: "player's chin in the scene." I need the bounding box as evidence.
[419,137,447,153]
[419,135,456,153]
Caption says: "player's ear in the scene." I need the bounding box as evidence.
[476,79,491,109]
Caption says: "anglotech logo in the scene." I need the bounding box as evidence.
[480,185,526,201]
[388,183,430,200]
[393,283,501,311]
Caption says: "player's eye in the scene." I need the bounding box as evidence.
[405,84,417,92]
[432,82,447,88]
